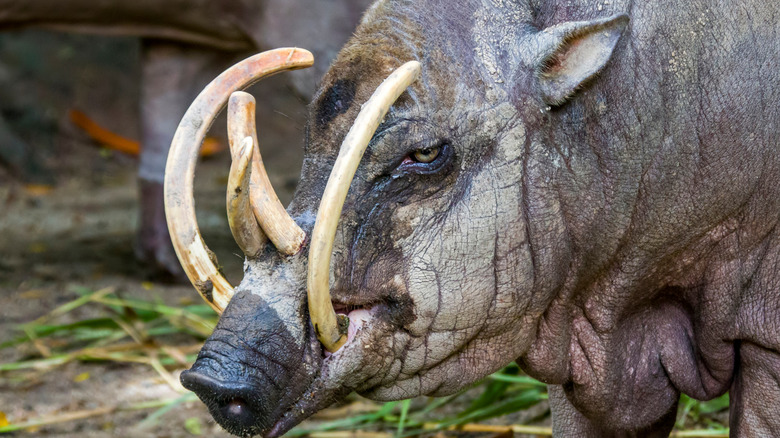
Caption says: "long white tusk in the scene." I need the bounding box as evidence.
[227,137,266,258]
[307,61,422,352]
[165,48,313,313]
[227,91,306,255]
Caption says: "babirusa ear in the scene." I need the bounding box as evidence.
[535,14,629,106]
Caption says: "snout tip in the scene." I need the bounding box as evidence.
[181,369,270,436]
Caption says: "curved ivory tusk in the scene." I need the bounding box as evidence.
[165,48,314,313]
[307,61,422,352]
[227,137,266,258]
[227,91,306,255]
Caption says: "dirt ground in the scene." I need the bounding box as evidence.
[0,30,311,437]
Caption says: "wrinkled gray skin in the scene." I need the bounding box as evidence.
[181,0,780,436]
[0,0,372,275]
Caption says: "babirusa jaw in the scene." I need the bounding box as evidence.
[307,61,422,352]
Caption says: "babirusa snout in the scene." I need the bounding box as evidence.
[164,48,314,313]
[307,61,422,352]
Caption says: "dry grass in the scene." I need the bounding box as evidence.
[0,287,729,437]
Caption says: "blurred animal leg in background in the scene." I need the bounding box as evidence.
[0,115,52,185]
[136,41,235,278]
[0,47,56,186]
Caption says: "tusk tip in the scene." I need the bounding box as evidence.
[229,90,256,104]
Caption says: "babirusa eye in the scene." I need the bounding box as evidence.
[412,146,440,163]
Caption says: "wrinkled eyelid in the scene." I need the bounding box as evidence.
[413,139,448,158]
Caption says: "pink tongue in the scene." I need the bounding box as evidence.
[324,309,372,358]
[346,309,372,344]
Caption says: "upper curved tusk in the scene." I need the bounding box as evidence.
[227,137,267,258]
[307,61,422,352]
[165,48,314,313]
[227,91,306,255]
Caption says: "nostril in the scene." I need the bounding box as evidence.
[227,398,248,417]
[181,369,268,433]
[221,397,258,429]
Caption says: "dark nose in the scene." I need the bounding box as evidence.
[181,369,269,435]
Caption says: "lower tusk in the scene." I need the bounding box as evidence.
[227,137,267,258]
[307,61,422,352]
[165,48,314,313]
[227,91,306,255]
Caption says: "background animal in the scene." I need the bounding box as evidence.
[165,0,780,436]
[0,0,373,276]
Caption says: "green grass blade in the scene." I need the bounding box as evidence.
[396,399,411,437]
[488,373,548,386]
[138,393,198,428]
[437,389,545,430]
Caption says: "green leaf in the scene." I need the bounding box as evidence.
[184,417,203,435]
[697,394,729,415]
